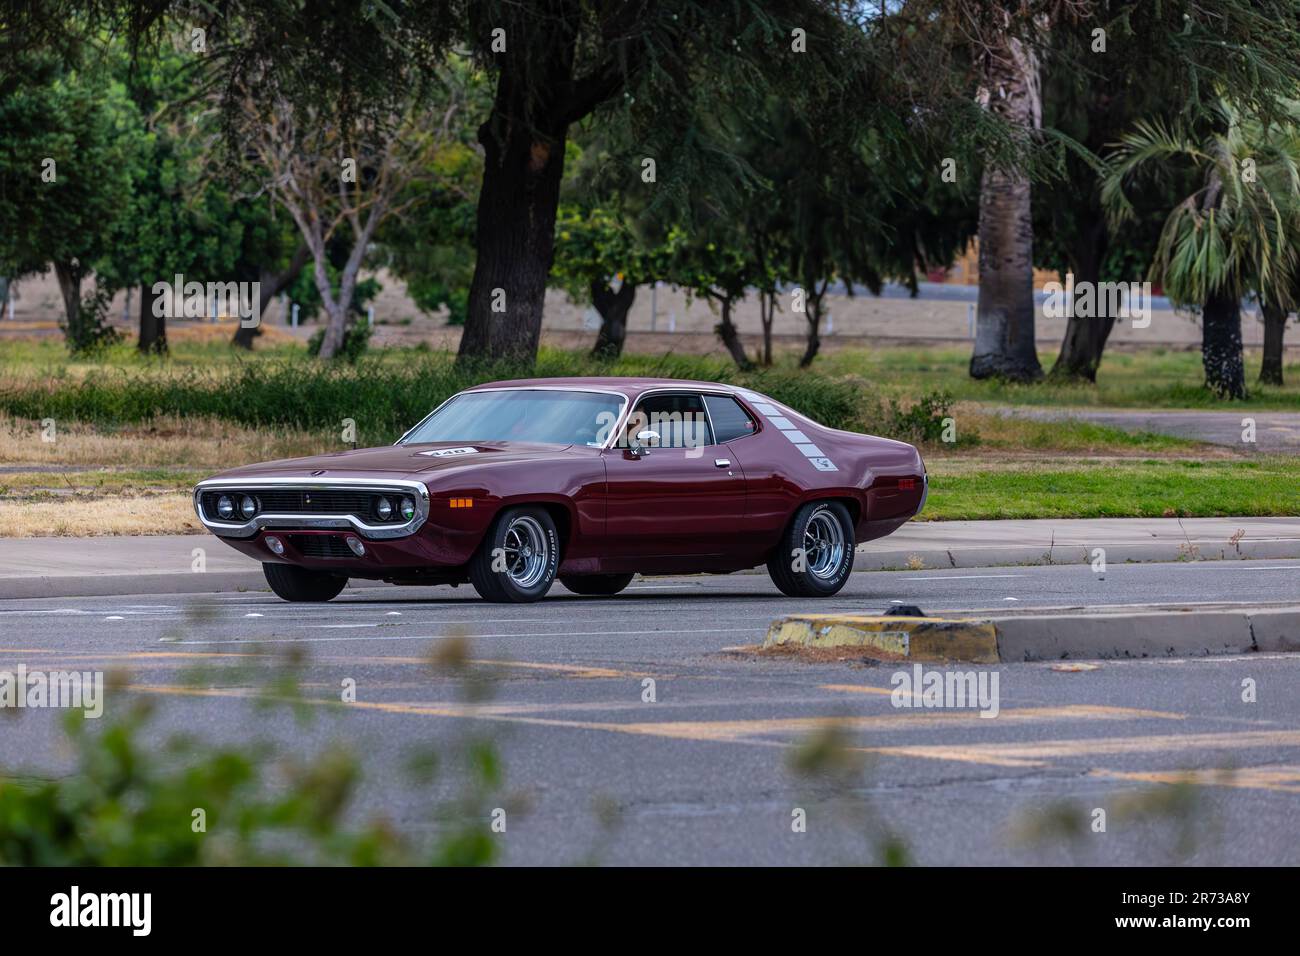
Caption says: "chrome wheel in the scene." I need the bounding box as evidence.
[803,508,846,580]
[502,515,549,588]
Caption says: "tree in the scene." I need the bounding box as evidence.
[224,66,467,359]
[453,2,874,365]
[0,52,136,352]
[550,204,681,359]
[1038,1,1300,382]
[964,5,1050,382]
[1258,297,1291,385]
[1104,103,1300,399]
[887,0,1300,382]
[373,112,483,331]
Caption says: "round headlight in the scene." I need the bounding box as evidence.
[216,495,235,519]
[376,496,393,520]
[400,497,416,521]
[241,495,257,518]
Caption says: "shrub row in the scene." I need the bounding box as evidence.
[0,348,955,444]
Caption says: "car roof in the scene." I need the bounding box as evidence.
[464,377,745,399]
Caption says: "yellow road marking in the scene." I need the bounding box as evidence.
[564,706,1183,743]
[1089,765,1300,794]
[0,648,651,680]
[820,684,894,697]
[123,687,1182,742]
[859,730,1300,768]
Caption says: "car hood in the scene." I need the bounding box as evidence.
[204,441,587,483]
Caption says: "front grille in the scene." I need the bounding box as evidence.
[288,534,354,559]
[199,489,407,522]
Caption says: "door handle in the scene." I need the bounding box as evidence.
[714,459,731,468]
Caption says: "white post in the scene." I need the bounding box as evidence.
[668,311,676,333]
[367,304,374,327]
[291,303,299,329]
[826,312,833,335]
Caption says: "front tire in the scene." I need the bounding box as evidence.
[766,500,855,597]
[263,562,347,602]
[559,573,635,596]
[469,506,560,603]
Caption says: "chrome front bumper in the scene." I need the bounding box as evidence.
[193,476,431,540]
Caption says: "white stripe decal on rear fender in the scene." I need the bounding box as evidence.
[736,391,838,472]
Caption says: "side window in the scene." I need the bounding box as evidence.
[627,393,712,449]
[704,395,757,444]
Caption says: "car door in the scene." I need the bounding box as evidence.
[601,391,747,559]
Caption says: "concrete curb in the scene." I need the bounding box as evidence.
[765,615,999,663]
[851,540,1300,572]
[764,606,1300,662]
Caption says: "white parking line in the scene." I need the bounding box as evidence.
[898,574,1025,581]
[161,627,759,646]
[625,585,702,590]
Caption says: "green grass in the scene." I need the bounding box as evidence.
[922,457,1298,520]
[0,347,871,441]
[3,339,1295,456]
[815,346,1300,410]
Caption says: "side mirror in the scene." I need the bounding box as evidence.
[629,429,660,457]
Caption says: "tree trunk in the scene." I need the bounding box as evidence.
[234,243,309,349]
[1049,223,1114,382]
[313,215,377,360]
[1259,300,1287,386]
[457,37,575,366]
[759,291,775,367]
[138,283,167,354]
[317,302,351,359]
[1202,288,1246,399]
[715,297,753,370]
[800,292,824,368]
[970,35,1043,382]
[590,280,635,359]
[53,261,82,338]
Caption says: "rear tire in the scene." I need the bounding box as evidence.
[766,500,855,597]
[559,573,635,596]
[263,563,347,602]
[469,505,560,603]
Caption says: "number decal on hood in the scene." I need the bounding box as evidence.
[417,446,478,458]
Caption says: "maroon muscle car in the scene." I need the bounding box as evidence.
[193,377,927,603]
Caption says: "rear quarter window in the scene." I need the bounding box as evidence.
[704,395,758,443]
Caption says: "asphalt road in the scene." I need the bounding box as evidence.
[2,559,1299,865]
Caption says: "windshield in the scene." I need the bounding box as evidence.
[401,389,625,447]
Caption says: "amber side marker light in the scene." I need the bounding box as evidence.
[449,498,474,508]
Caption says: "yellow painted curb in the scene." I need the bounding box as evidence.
[764,615,1000,664]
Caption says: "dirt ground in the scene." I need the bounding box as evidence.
[6,267,1291,354]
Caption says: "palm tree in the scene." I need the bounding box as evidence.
[1103,101,1300,398]
[968,13,1046,383]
